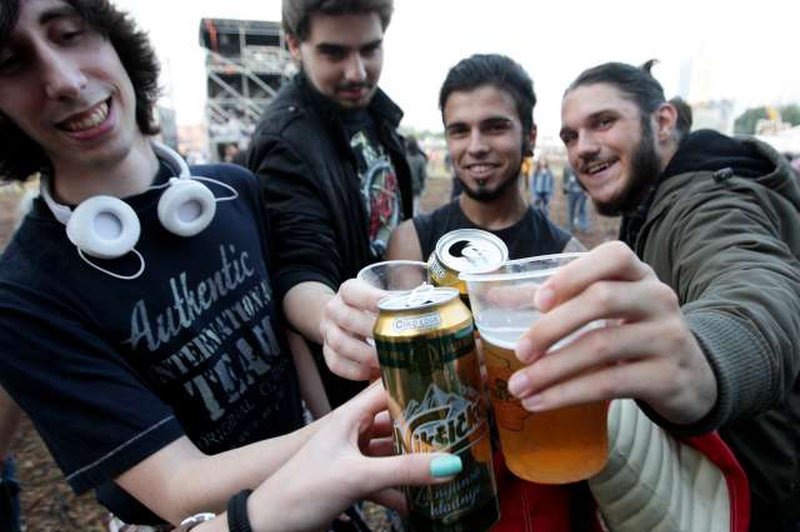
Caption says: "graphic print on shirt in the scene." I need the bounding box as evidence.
[350,130,400,257]
[124,243,294,450]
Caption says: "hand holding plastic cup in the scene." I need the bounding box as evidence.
[461,253,608,484]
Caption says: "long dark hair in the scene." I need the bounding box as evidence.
[565,60,691,143]
[0,0,161,182]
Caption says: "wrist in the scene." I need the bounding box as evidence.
[227,489,254,532]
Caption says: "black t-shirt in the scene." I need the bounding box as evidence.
[0,162,304,523]
[413,200,571,260]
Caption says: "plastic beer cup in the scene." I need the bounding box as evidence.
[461,253,608,484]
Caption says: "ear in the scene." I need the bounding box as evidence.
[286,34,303,62]
[654,103,678,143]
[524,123,538,156]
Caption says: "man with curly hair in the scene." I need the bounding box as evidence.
[0,2,439,530]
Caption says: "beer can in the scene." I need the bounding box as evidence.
[428,229,508,307]
[374,287,500,532]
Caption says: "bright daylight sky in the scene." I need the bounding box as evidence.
[112,0,800,141]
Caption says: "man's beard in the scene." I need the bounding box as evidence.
[593,120,662,217]
[459,169,520,203]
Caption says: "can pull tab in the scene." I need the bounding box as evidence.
[407,283,435,307]
[461,244,490,266]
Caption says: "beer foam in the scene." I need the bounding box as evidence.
[476,330,518,350]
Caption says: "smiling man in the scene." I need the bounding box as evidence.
[503,60,800,531]
[386,54,580,266]
[247,0,413,409]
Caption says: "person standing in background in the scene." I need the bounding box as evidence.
[562,163,589,232]
[405,135,428,214]
[531,158,554,216]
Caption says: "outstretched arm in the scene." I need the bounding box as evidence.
[120,384,460,531]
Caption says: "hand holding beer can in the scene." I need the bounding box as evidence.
[374,287,500,531]
[460,253,609,484]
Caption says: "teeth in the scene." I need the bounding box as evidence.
[61,101,109,132]
[586,161,611,174]
[469,164,494,173]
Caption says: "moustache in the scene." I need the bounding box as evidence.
[336,82,373,92]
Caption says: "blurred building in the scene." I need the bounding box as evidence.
[199,18,295,162]
[156,106,179,151]
[690,100,735,136]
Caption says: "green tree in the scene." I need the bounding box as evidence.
[780,104,800,126]
[734,106,768,135]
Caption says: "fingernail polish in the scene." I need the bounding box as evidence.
[430,455,462,477]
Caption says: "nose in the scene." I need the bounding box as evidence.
[467,129,489,155]
[343,53,367,83]
[40,48,87,100]
[574,130,600,161]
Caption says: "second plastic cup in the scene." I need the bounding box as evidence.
[461,253,608,484]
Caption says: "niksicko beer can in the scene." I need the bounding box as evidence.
[374,287,500,532]
[428,229,508,307]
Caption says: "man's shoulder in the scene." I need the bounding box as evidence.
[525,205,570,237]
[415,201,455,226]
[190,162,257,186]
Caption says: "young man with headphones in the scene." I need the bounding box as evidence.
[0,1,455,530]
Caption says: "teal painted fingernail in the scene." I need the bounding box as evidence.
[430,455,462,478]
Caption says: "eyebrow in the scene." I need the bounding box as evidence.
[39,5,80,26]
[560,109,616,137]
[315,38,383,52]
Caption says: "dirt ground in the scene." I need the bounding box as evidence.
[1,172,619,531]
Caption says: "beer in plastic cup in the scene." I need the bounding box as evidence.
[461,253,608,484]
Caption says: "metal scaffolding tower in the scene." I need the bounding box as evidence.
[199,18,295,161]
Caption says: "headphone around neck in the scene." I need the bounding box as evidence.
[41,142,238,280]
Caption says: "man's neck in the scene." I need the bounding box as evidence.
[51,135,159,205]
[458,187,528,231]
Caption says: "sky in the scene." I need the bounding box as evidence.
[111,0,800,141]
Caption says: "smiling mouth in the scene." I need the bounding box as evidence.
[583,159,615,175]
[464,163,500,179]
[58,99,111,132]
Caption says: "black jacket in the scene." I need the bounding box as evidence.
[247,73,413,304]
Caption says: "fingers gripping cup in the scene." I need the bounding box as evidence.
[461,253,608,484]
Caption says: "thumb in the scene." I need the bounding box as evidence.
[363,453,463,492]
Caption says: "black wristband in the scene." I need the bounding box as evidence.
[227,489,254,532]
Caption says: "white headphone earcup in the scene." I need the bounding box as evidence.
[65,196,141,259]
[157,180,216,237]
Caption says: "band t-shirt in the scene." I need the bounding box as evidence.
[340,108,401,258]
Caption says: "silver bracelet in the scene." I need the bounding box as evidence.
[173,512,216,531]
